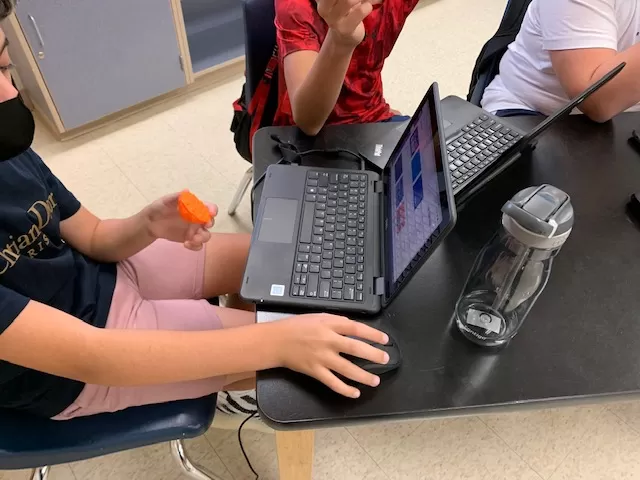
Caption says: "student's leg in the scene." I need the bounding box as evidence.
[52,237,258,420]
[201,233,251,298]
[122,234,251,305]
[225,377,256,391]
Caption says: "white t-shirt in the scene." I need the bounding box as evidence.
[481,0,640,115]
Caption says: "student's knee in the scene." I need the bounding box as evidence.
[224,373,256,391]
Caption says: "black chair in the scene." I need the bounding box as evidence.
[0,396,220,480]
[228,0,278,215]
[467,0,533,106]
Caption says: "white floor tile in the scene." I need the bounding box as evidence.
[214,429,279,480]
[312,428,387,480]
[178,437,234,480]
[607,399,640,434]
[41,141,149,219]
[348,420,424,465]
[0,470,30,480]
[372,416,542,480]
[481,405,605,479]
[549,410,640,480]
[48,465,78,480]
[0,469,75,480]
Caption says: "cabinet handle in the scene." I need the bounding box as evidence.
[28,15,45,59]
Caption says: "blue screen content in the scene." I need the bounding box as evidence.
[388,99,443,283]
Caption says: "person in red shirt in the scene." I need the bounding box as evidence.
[274,0,419,135]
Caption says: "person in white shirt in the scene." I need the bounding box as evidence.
[481,0,640,121]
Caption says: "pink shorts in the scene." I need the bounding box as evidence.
[53,240,228,420]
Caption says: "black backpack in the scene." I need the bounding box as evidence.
[230,47,280,163]
[467,0,533,105]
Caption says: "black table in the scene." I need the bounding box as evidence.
[251,114,640,478]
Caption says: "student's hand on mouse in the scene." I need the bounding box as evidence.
[145,191,218,251]
[275,313,390,398]
[317,0,381,47]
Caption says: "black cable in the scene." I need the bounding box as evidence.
[290,147,371,169]
[269,133,371,167]
[251,134,372,205]
[238,412,259,479]
[250,157,287,206]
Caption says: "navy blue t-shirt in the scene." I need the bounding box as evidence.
[0,149,116,418]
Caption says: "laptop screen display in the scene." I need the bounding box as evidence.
[383,84,456,301]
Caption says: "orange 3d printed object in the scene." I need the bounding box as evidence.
[178,191,212,224]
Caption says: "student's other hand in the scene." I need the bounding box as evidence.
[318,0,380,47]
[274,313,390,398]
[146,192,218,251]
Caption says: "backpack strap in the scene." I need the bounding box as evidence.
[247,46,279,152]
[467,0,532,102]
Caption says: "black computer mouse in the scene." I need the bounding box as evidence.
[342,335,402,375]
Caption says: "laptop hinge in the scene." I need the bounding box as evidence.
[374,181,384,194]
[374,277,385,296]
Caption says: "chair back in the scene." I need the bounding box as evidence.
[467,0,533,106]
[242,0,277,105]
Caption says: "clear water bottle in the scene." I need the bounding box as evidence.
[455,185,574,347]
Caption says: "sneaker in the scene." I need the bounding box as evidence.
[216,389,258,416]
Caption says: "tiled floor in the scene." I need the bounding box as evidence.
[5,0,640,478]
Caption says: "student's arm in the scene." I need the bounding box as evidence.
[60,206,156,263]
[37,157,213,262]
[58,191,215,263]
[541,0,639,122]
[0,297,389,398]
[277,0,376,135]
[550,46,640,123]
[284,34,357,136]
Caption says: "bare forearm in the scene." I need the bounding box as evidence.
[587,46,640,120]
[291,30,355,135]
[89,209,155,262]
[0,301,283,387]
[559,44,640,122]
[87,323,281,386]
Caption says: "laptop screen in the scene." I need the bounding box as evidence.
[383,83,456,302]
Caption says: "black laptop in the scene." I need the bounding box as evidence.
[362,63,625,204]
[241,83,456,314]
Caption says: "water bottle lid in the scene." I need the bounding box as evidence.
[501,185,573,249]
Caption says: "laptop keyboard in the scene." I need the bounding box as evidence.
[447,114,523,191]
[292,171,367,302]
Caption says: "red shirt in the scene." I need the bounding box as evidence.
[274,0,418,127]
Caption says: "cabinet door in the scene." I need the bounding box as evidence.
[16,0,186,129]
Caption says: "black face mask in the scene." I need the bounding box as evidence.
[0,96,36,161]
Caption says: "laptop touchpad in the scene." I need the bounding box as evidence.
[258,198,298,244]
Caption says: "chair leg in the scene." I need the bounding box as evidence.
[170,439,224,480]
[228,167,253,216]
[30,466,49,480]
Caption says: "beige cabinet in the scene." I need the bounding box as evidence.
[6,0,244,137]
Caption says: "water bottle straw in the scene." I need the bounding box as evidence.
[491,247,532,312]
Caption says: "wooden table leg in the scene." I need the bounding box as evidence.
[275,430,315,480]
